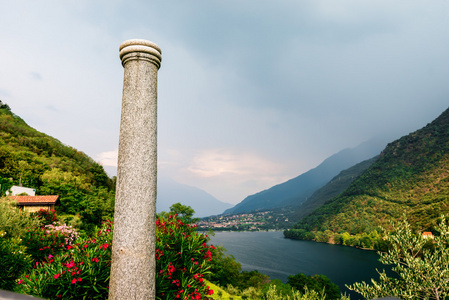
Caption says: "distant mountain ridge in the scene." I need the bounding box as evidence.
[157,177,233,218]
[224,138,388,215]
[288,107,449,235]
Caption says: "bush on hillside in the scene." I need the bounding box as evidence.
[0,198,42,238]
[21,221,79,263]
[0,231,31,290]
[16,221,112,299]
[288,273,341,300]
[207,245,242,287]
[31,209,59,226]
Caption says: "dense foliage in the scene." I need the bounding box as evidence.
[0,198,42,238]
[287,273,341,300]
[286,107,449,244]
[290,157,377,222]
[0,104,115,233]
[2,213,218,299]
[0,231,31,291]
[348,216,449,300]
[0,203,350,300]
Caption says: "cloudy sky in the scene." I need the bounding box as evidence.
[1,1,448,204]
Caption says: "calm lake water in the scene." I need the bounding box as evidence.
[209,231,387,299]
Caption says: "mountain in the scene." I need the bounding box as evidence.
[288,107,449,235]
[223,138,388,215]
[0,101,114,230]
[291,156,378,222]
[157,177,233,218]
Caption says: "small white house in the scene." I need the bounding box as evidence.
[7,185,36,196]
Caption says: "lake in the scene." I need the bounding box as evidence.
[209,231,387,299]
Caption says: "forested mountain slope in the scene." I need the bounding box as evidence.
[0,102,115,230]
[291,156,378,222]
[287,107,449,236]
[224,138,387,215]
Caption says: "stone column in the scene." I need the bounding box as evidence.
[109,39,162,300]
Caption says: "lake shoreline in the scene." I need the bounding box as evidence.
[210,231,383,300]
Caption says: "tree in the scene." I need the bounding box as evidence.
[288,273,341,300]
[348,215,449,300]
[168,202,199,224]
[207,245,242,287]
[0,100,11,111]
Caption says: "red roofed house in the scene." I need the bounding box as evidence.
[422,231,434,239]
[8,195,60,212]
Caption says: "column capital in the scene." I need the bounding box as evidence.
[119,39,162,69]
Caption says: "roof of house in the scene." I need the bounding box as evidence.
[8,195,60,206]
[422,231,434,237]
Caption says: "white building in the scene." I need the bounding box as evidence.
[7,185,36,196]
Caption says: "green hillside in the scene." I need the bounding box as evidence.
[0,101,115,231]
[286,107,449,240]
[291,156,377,222]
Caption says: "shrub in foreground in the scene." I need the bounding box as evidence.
[348,215,449,299]
[0,231,31,290]
[156,214,214,299]
[21,221,79,262]
[16,216,215,299]
[16,220,112,299]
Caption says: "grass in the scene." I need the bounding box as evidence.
[205,280,242,300]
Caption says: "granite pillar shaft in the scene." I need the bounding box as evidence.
[109,39,162,300]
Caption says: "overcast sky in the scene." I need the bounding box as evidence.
[1,1,448,204]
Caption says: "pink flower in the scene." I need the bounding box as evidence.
[72,278,77,284]
[54,274,60,279]
[18,280,24,285]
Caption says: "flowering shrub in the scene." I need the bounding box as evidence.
[16,220,112,299]
[21,222,79,262]
[156,215,215,299]
[16,216,215,300]
[31,209,59,226]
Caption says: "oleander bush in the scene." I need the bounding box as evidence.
[31,209,59,226]
[16,220,112,299]
[13,215,216,300]
[21,221,79,262]
[156,214,214,299]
